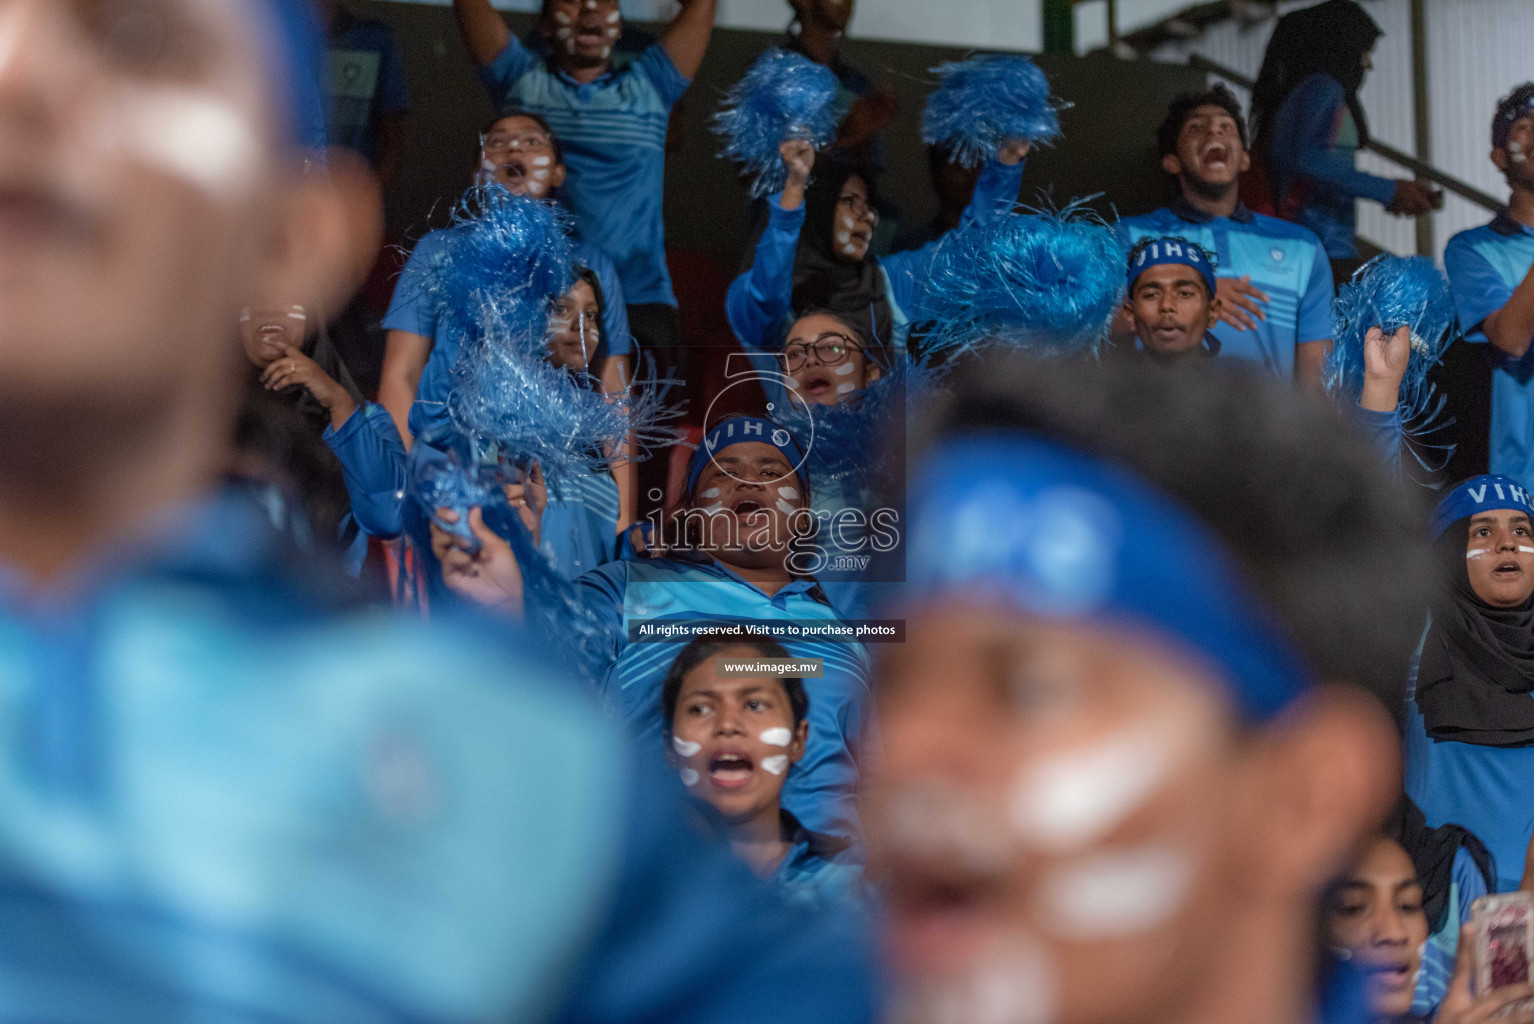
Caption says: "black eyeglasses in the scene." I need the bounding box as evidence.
[782,333,861,370]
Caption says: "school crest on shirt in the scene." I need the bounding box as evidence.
[1270,247,1286,263]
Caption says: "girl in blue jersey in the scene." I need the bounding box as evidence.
[726,138,1028,359]
[661,632,868,912]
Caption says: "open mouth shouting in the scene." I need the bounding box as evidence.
[1495,557,1525,581]
[795,368,835,399]
[1198,140,1232,174]
[708,749,756,789]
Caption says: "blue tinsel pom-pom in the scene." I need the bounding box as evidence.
[922,54,1066,169]
[1326,254,1458,421]
[919,204,1127,356]
[712,48,842,199]
[775,359,943,488]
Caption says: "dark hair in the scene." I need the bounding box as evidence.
[483,109,566,168]
[1156,84,1249,158]
[909,353,1434,719]
[660,632,810,736]
[562,265,607,369]
[1493,82,1534,150]
[1250,0,1381,152]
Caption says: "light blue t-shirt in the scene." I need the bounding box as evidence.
[1445,214,1534,492]
[1118,199,1335,379]
[481,41,691,307]
[574,556,871,840]
[0,490,878,1022]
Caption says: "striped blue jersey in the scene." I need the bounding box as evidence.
[1117,199,1334,379]
[575,557,871,839]
[482,42,691,308]
[0,490,877,1022]
[1445,214,1534,493]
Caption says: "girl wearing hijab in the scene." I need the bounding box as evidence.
[1402,475,1534,894]
[1326,818,1521,1024]
[725,138,1027,361]
[1250,0,1438,267]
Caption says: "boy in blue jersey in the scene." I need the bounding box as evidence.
[868,353,1429,1024]
[1443,84,1534,494]
[0,2,879,1019]
[451,0,717,355]
[1116,85,1334,386]
[662,631,868,912]
[433,415,872,840]
[1123,236,1224,365]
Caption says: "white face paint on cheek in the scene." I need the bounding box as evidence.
[775,486,799,501]
[108,86,261,200]
[531,155,552,167]
[1009,719,1183,853]
[759,727,793,746]
[834,362,857,375]
[600,45,612,58]
[672,736,702,757]
[1520,546,1534,555]
[836,231,852,245]
[699,503,724,514]
[776,499,797,514]
[1468,548,1492,559]
[606,10,622,22]
[839,213,857,229]
[1512,141,1528,164]
[836,382,855,395]
[699,487,721,499]
[679,767,700,787]
[1032,844,1196,940]
[761,754,789,775]
[554,10,573,23]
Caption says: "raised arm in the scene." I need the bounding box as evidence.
[725,142,812,352]
[660,0,718,81]
[452,0,513,68]
[1446,233,1534,360]
[1480,261,1534,360]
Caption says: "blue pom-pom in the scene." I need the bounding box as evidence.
[922,54,1065,169]
[1326,254,1458,422]
[431,185,575,349]
[774,359,943,488]
[712,48,841,199]
[919,204,1127,356]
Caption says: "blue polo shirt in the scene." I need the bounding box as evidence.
[0,488,877,1022]
[481,42,691,308]
[772,811,869,913]
[325,12,411,167]
[1444,212,1534,492]
[1118,198,1335,379]
[572,556,872,840]
[384,229,632,444]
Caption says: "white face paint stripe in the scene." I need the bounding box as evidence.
[835,382,855,395]
[1008,720,1182,852]
[1520,546,1534,555]
[834,362,857,375]
[699,487,721,499]
[1467,549,1492,559]
[606,10,621,22]
[759,728,792,746]
[554,10,573,22]
[699,503,724,514]
[836,231,852,244]
[113,86,261,200]
[776,499,797,513]
[679,767,700,787]
[761,754,789,775]
[531,155,552,167]
[672,736,701,757]
[1032,844,1195,940]
[775,486,800,500]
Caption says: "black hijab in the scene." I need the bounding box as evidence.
[1251,0,1382,151]
[1416,522,1534,746]
[741,157,895,356]
[1384,797,1496,935]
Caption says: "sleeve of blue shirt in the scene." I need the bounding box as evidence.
[547,750,879,1024]
[571,561,630,672]
[632,43,692,110]
[1279,75,1397,206]
[1348,404,1404,471]
[324,403,407,539]
[376,25,411,115]
[574,244,634,359]
[480,36,541,100]
[883,156,1026,315]
[1297,238,1337,343]
[726,198,806,352]
[1445,231,1515,336]
[1452,845,1492,909]
[382,232,444,340]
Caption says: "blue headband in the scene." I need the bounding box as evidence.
[687,417,807,496]
[1430,475,1534,538]
[250,0,328,152]
[1128,236,1218,299]
[902,433,1312,720]
[1493,85,1534,151]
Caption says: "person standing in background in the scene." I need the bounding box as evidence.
[317,0,411,193]
[1250,0,1439,277]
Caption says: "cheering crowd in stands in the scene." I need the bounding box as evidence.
[10,0,1534,1022]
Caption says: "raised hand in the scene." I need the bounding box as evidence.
[430,508,525,616]
[1435,924,1534,1024]
[1358,325,1412,413]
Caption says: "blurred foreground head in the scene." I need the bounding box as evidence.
[869,355,1432,1024]
[0,0,378,574]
